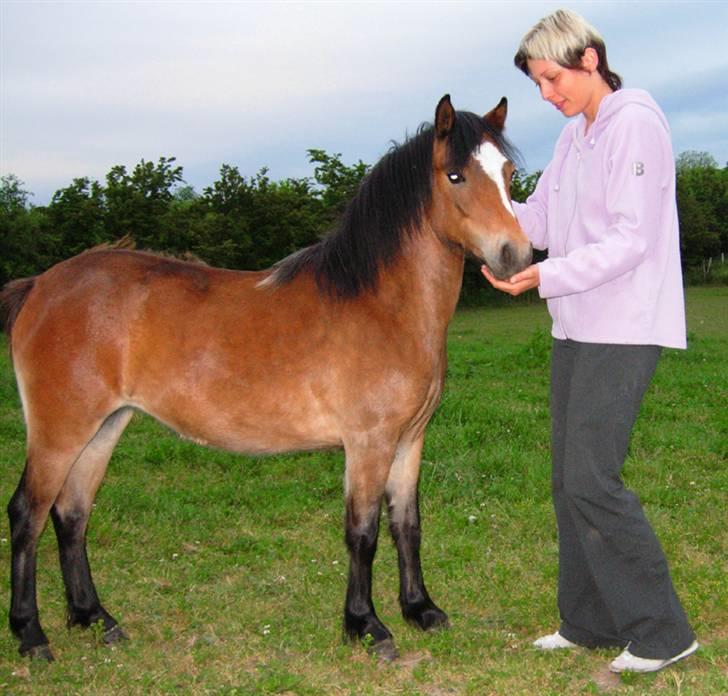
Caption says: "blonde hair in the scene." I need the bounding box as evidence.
[514,9,622,91]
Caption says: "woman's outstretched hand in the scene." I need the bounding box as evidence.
[481,264,540,296]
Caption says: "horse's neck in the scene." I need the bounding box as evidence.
[381,224,465,335]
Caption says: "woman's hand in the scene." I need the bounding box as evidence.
[481,264,540,296]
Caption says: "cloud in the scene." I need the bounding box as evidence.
[2,1,727,203]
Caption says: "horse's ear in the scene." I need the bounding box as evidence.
[435,94,456,139]
[484,97,508,132]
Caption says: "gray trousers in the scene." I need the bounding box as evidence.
[550,339,695,659]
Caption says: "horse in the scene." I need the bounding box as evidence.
[0,95,532,662]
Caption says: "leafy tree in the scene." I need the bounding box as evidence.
[47,177,106,256]
[0,174,32,212]
[510,169,541,204]
[201,166,324,269]
[308,149,369,224]
[2,145,726,298]
[675,151,725,273]
[104,157,184,248]
[676,150,719,173]
[173,184,198,202]
[0,176,51,284]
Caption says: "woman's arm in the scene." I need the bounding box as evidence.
[537,109,672,299]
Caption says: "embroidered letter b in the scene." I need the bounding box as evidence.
[632,161,645,176]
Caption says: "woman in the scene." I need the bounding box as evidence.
[482,9,698,673]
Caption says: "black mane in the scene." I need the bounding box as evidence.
[267,110,519,299]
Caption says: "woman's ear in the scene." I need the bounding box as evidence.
[581,47,599,72]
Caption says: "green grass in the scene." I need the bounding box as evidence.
[0,287,725,694]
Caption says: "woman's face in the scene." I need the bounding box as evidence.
[526,55,602,121]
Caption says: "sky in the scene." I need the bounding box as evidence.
[2,0,728,205]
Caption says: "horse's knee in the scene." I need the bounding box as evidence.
[50,504,88,545]
[345,488,381,535]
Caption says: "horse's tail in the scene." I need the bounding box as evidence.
[0,276,36,345]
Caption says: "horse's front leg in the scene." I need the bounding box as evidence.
[343,440,398,660]
[385,434,449,632]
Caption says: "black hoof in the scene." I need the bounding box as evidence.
[344,611,392,645]
[21,643,55,662]
[103,625,128,645]
[404,603,450,631]
[421,607,450,631]
[368,637,399,662]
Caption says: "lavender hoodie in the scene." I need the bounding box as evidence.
[514,88,687,349]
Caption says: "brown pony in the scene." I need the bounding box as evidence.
[1,95,532,662]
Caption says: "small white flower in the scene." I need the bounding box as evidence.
[468,515,477,524]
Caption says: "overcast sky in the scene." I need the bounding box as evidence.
[2,0,727,204]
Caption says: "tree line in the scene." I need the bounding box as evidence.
[1,149,725,304]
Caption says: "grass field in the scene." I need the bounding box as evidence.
[0,287,725,695]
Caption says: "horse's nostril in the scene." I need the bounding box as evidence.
[500,243,514,268]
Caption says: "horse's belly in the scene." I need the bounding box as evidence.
[133,386,343,456]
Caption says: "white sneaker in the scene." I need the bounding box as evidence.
[609,640,699,673]
[533,631,579,650]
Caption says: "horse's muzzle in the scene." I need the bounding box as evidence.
[486,240,533,280]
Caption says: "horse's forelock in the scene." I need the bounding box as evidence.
[446,110,522,171]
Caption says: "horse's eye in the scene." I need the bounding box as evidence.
[447,172,465,184]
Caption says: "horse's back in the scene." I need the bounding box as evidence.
[14,249,262,339]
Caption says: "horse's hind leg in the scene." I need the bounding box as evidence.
[8,409,132,660]
[50,408,133,643]
[343,440,398,660]
[8,447,85,660]
[385,434,448,631]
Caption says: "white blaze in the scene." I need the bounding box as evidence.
[474,142,515,218]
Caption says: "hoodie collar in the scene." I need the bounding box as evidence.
[573,88,669,150]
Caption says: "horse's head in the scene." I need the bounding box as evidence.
[430,95,532,279]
